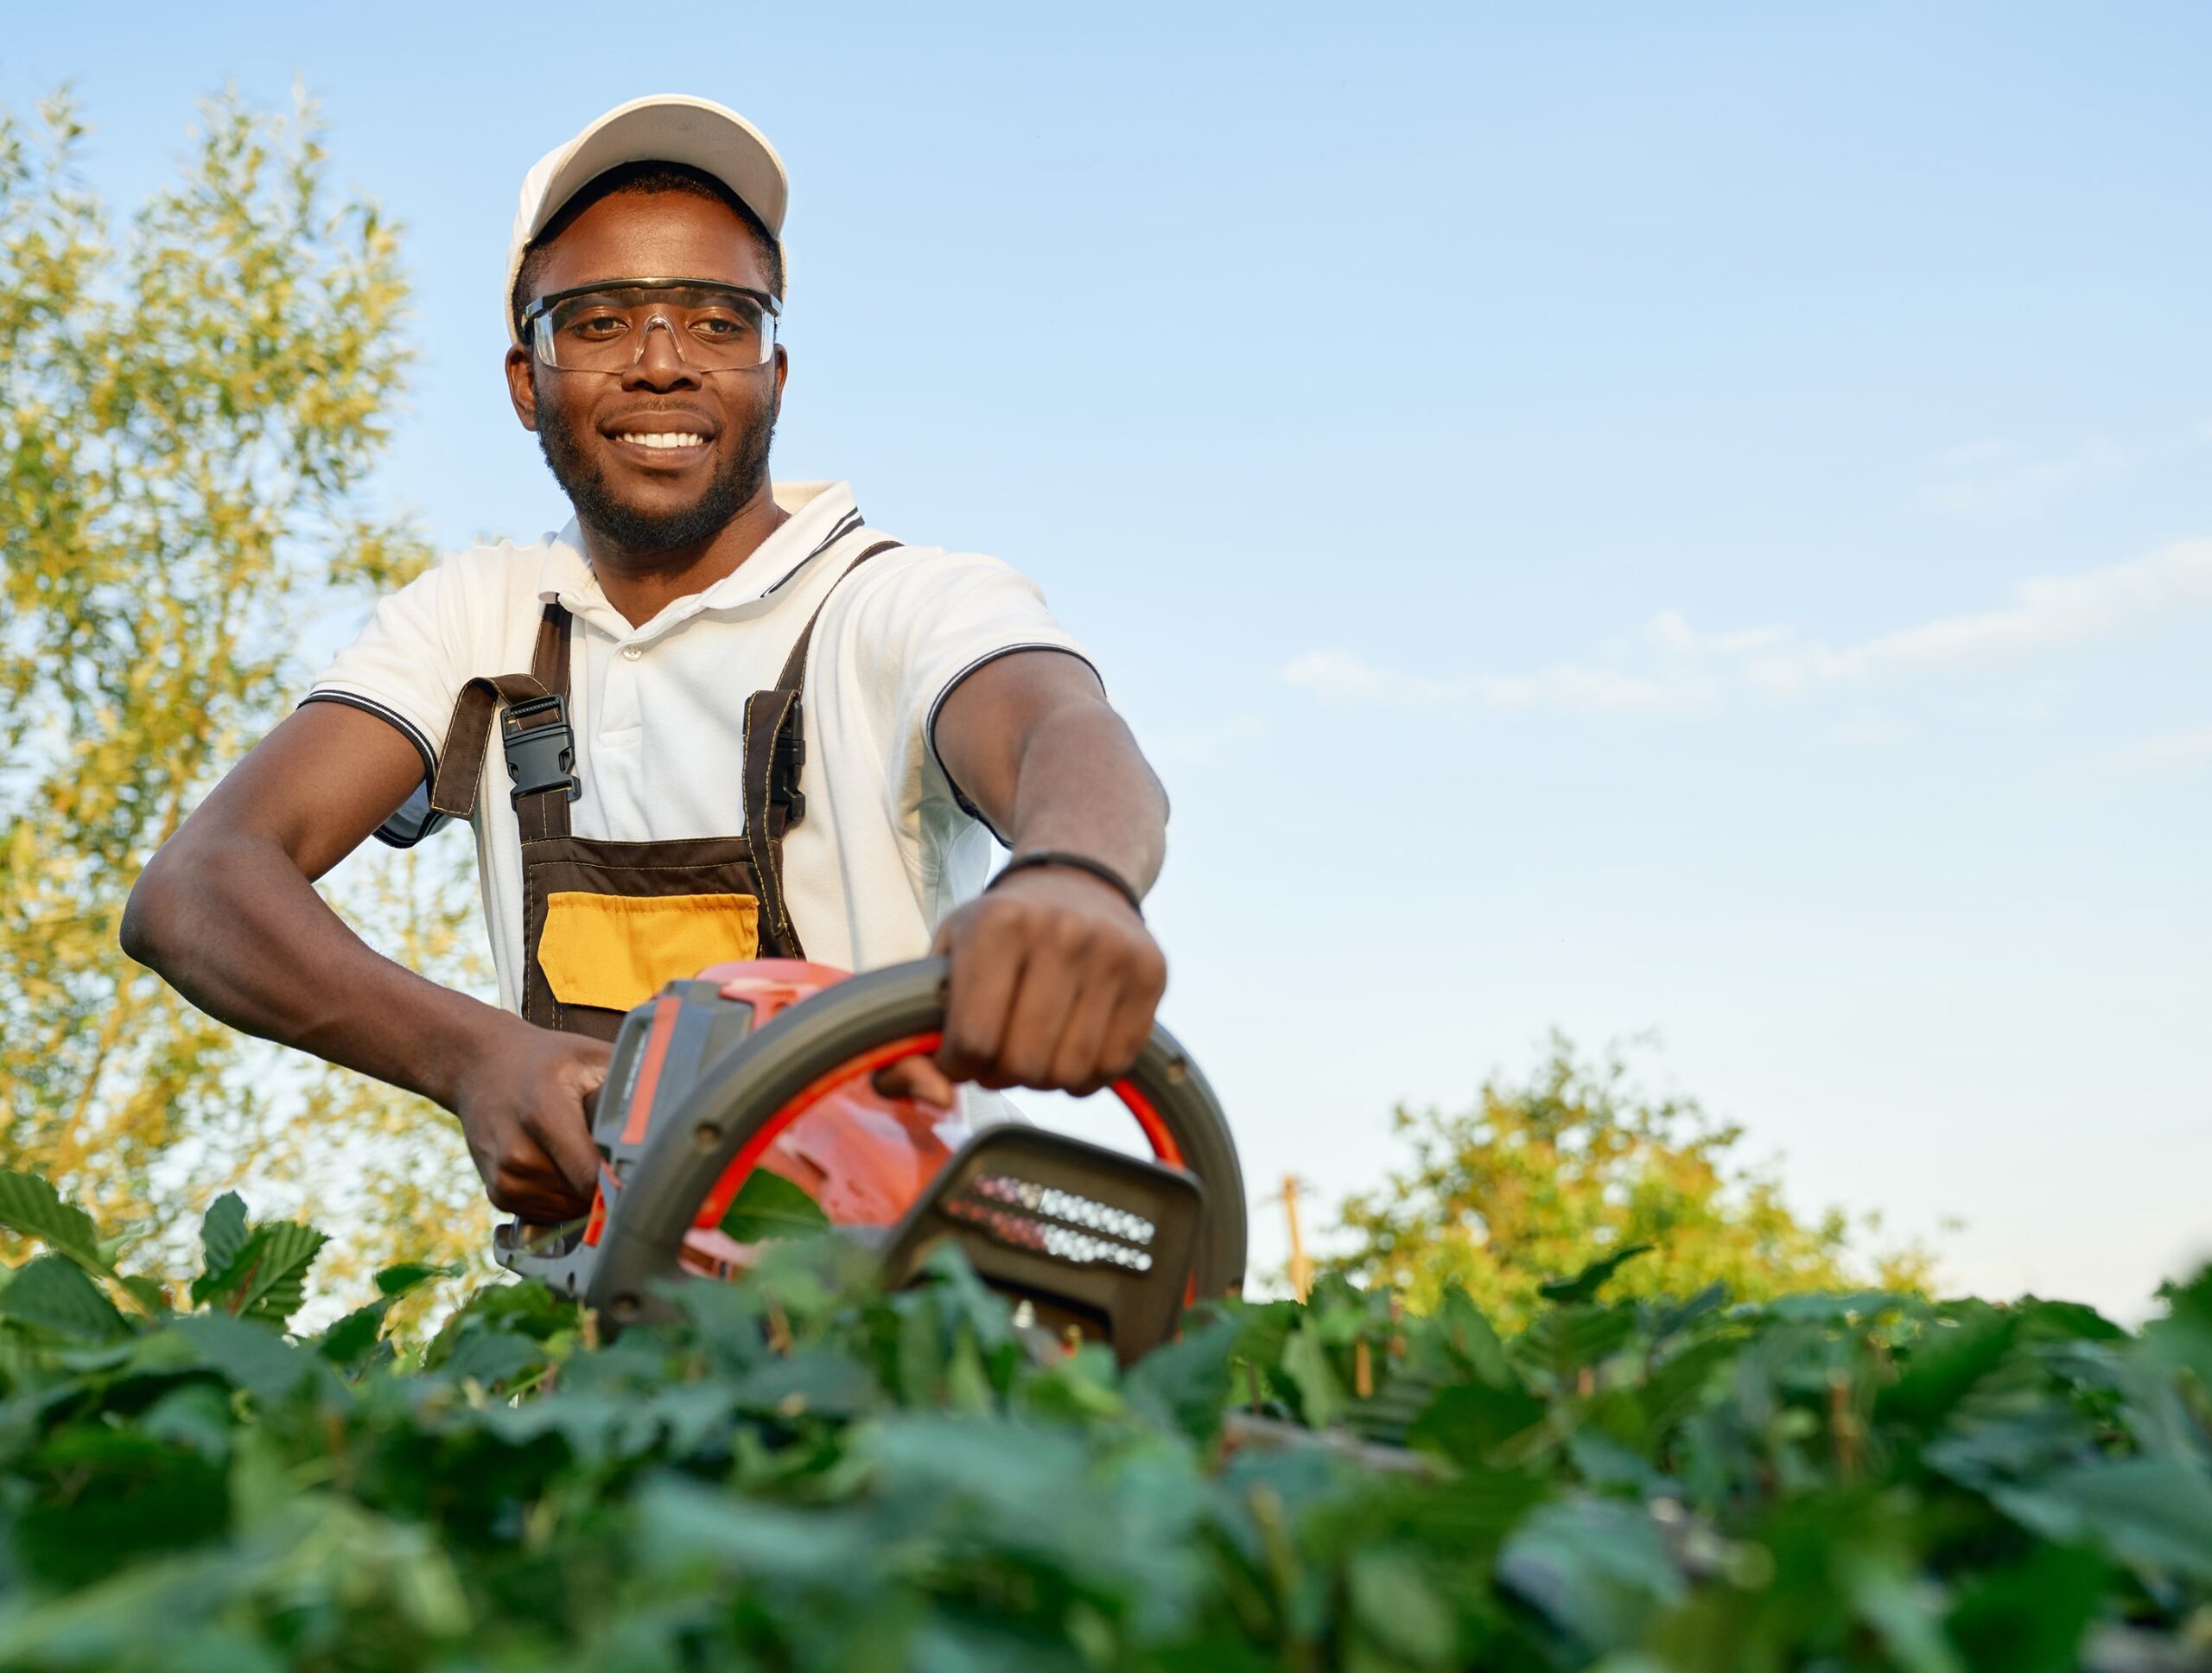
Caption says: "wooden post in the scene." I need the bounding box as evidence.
[1282,1174,1313,1302]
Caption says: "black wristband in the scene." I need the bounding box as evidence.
[985,850,1146,919]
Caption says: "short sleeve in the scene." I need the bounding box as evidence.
[302,558,474,849]
[835,550,1096,843]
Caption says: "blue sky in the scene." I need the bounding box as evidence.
[12,3,2210,1314]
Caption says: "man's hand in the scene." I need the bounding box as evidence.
[876,863,1166,1107]
[448,1016,612,1222]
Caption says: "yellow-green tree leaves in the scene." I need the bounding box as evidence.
[1330,1035,1932,1327]
[0,89,490,1301]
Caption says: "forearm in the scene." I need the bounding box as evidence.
[996,705,1168,895]
[123,831,510,1111]
[923,658,1172,1095]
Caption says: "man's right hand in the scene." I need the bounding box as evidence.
[448,1016,611,1222]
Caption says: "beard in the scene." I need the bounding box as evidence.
[532,380,776,555]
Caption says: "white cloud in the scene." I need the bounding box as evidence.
[2088,725,2212,782]
[1285,539,2212,720]
[1746,538,2212,694]
[1482,663,1709,713]
[1824,709,1909,747]
[1280,649,1473,712]
[1924,436,2129,519]
[1282,647,1710,716]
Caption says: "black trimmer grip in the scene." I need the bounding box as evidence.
[583,957,1247,1329]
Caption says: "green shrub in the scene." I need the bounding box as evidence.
[1,1169,2208,1672]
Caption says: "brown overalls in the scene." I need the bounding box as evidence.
[424,540,900,1041]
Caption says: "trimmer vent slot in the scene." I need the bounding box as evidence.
[945,1174,1157,1271]
[878,1126,1205,1364]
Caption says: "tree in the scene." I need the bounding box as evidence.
[0,88,491,1301]
[1328,1034,1932,1326]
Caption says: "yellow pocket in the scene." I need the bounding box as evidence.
[537,891,760,1013]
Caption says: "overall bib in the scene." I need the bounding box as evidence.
[425,540,901,1041]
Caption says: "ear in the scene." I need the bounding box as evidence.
[505,345,539,431]
[771,341,788,417]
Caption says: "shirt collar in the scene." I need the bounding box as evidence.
[533,481,865,620]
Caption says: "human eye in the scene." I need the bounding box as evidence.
[550,296,632,341]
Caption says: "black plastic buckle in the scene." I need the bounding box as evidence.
[500,694,580,804]
[772,706,806,822]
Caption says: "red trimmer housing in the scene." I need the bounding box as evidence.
[496,957,1246,1363]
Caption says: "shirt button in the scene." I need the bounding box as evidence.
[621,646,642,662]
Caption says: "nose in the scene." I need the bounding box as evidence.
[620,315,701,391]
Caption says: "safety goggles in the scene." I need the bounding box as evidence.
[518,278,780,373]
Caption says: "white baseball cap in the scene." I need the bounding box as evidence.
[505,93,790,345]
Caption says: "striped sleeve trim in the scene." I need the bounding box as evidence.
[298,690,450,849]
[923,643,1104,844]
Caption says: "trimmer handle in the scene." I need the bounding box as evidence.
[583,957,1247,1329]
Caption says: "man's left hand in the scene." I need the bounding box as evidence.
[874,864,1166,1107]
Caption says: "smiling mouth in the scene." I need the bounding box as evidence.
[611,429,710,452]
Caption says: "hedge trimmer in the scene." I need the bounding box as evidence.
[497,957,1247,1362]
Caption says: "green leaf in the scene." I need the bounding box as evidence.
[730,1347,880,1419]
[2151,1263,2212,1329]
[1947,1543,2110,1673]
[0,1253,130,1340]
[1878,1303,2018,1430]
[1392,1465,1553,1551]
[718,1167,833,1243]
[1433,1286,1516,1387]
[1349,1547,1457,1665]
[424,1277,575,1368]
[197,1192,248,1288]
[1497,1496,1682,1656]
[2013,1298,2128,1345]
[1538,1243,1654,1305]
[316,1299,393,1368]
[175,1314,321,1406]
[195,1220,328,1326]
[316,1260,456,1365]
[1993,1458,2212,1583]
[1126,1314,1239,1444]
[1408,1381,1547,1468]
[1845,1547,1965,1673]
[1516,1302,1639,1390]
[116,1273,170,1314]
[632,1474,874,1585]
[1281,1320,1345,1428]
[1637,1334,1741,1433]
[138,1383,238,1463]
[438,1329,544,1391]
[2140,1263,2212,1388]
[372,1259,457,1298]
[13,1428,230,1586]
[0,1168,110,1272]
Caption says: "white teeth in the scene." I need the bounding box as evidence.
[617,432,705,449]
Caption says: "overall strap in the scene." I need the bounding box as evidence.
[427,602,577,842]
[741,538,903,957]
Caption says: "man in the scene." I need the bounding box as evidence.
[122,94,1170,1225]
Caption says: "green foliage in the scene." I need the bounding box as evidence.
[1332,1035,1936,1328]
[718,1167,834,1243]
[0,1170,2208,1672]
[0,86,493,1307]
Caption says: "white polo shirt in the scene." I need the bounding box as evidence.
[306,481,1092,1016]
